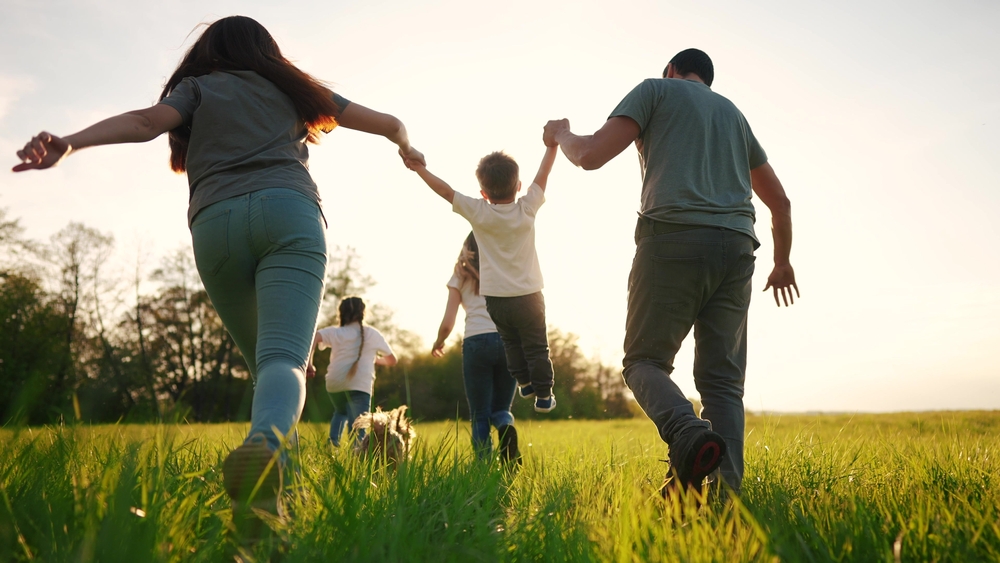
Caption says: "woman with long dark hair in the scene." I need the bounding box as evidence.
[432,232,520,464]
[13,15,424,537]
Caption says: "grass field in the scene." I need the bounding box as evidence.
[2,411,998,562]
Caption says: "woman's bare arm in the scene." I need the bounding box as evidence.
[13,104,184,172]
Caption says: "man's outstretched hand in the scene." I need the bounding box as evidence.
[13,132,71,172]
[763,264,799,307]
[543,119,569,147]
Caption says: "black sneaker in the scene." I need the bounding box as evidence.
[518,384,536,399]
[497,425,522,466]
[661,429,726,497]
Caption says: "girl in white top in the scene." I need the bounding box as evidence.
[432,233,520,464]
[311,297,396,446]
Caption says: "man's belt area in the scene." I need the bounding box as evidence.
[635,216,701,240]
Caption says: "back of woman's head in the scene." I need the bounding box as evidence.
[159,15,343,172]
[339,297,366,326]
[454,231,481,295]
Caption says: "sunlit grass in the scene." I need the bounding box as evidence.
[1,412,998,561]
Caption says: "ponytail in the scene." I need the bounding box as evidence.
[339,297,367,378]
[454,231,481,295]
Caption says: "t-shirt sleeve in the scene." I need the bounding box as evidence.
[608,79,658,136]
[519,183,545,215]
[452,191,483,224]
[316,327,337,350]
[447,272,461,290]
[369,328,394,357]
[332,92,351,114]
[158,77,200,125]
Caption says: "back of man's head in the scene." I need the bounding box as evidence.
[663,48,714,87]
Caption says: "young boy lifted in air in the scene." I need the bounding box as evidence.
[405,142,559,413]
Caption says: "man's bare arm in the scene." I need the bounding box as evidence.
[751,162,798,306]
[543,117,640,170]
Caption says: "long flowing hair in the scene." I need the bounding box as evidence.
[339,297,366,377]
[158,15,343,172]
[454,231,481,295]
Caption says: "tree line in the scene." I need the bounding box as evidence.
[0,209,634,426]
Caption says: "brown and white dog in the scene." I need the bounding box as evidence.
[352,405,416,467]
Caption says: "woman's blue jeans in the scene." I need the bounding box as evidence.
[462,332,516,458]
[191,188,327,454]
[328,390,372,447]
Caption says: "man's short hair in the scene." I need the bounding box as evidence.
[664,48,714,87]
[476,151,519,201]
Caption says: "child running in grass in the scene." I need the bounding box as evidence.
[405,142,559,413]
[309,297,397,447]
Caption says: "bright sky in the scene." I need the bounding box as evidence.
[2,0,998,412]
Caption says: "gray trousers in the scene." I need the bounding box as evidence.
[623,224,755,491]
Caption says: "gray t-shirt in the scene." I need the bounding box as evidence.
[609,78,767,244]
[158,70,350,225]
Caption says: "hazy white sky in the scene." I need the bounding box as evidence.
[2,0,998,412]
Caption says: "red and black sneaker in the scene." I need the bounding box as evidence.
[662,429,726,497]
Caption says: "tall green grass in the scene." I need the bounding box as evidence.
[1,412,997,562]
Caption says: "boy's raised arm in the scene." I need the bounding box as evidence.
[532,145,559,192]
[406,159,456,204]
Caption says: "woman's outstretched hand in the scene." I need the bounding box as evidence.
[13,132,71,172]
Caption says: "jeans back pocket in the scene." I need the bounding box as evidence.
[261,193,325,250]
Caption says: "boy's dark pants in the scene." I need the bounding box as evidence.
[485,292,554,398]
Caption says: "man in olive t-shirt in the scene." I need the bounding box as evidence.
[544,48,798,495]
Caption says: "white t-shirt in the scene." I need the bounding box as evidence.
[447,273,497,338]
[452,183,545,297]
[317,323,394,394]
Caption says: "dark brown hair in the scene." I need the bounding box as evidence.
[475,151,519,201]
[453,231,480,295]
[339,297,366,377]
[159,15,343,172]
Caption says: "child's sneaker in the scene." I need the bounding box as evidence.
[223,434,283,542]
[534,394,556,413]
[518,384,536,399]
[497,424,522,466]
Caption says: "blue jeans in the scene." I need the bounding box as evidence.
[462,332,516,458]
[328,390,371,447]
[484,292,554,398]
[191,188,327,454]
[622,225,755,492]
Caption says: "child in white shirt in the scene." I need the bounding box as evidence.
[310,297,396,445]
[406,144,559,413]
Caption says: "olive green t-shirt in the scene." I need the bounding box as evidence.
[609,78,767,245]
[158,70,350,225]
